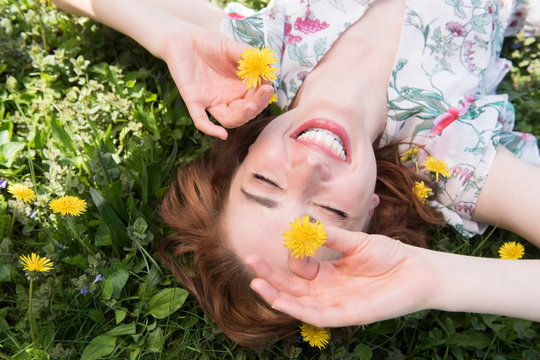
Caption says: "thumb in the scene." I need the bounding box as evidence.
[223,37,248,64]
[324,226,370,256]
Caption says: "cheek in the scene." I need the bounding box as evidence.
[246,138,286,168]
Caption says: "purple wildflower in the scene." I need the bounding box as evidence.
[80,288,89,296]
[29,210,37,219]
[0,179,6,189]
[93,274,103,283]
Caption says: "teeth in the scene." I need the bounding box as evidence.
[297,128,347,161]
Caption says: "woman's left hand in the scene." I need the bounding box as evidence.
[245,226,436,328]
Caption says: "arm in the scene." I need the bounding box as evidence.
[474,146,540,247]
[246,226,540,328]
[51,0,220,58]
[51,0,274,139]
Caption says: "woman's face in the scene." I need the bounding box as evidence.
[224,100,380,273]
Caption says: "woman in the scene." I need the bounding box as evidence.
[52,0,540,347]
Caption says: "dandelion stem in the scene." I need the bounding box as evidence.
[28,278,37,345]
[8,206,17,236]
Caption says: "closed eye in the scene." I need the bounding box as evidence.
[318,204,348,219]
[253,173,282,189]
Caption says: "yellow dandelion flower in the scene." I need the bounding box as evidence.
[400,147,420,162]
[300,323,330,349]
[413,181,433,204]
[8,183,36,203]
[498,241,525,260]
[421,156,451,182]
[49,195,87,216]
[237,45,279,89]
[268,93,278,104]
[283,215,327,259]
[19,253,54,272]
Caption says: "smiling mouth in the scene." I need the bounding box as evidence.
[296,128,347,161]
[291,119,351,162]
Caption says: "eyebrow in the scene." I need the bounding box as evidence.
[239,188,318,223]
[241,187,280,208]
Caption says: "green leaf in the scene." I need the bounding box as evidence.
[18,348,50,360]
[115,310,127,324]
[447,330,490,348]
[146,327,164,353]
[0,140,25,168]
[354,343,373,360]
[100,279,113,300]
[105,322,136,336]
[145,288,188,319]
[80,335,116,360]
[94,222,113,247]
[133,105,159,138]
[50,116,77,155]
[89,187,129,248]
[0,264,15,282]
[61,254,88,269]
[108,268,129,298]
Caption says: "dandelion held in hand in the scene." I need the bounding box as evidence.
[300,323,330,349]
[498,241,525,260]
[237,45,279,89]
[8,183,36,203]
[19,253,54,272]
[421,156,451,182]
[283,215,327,259]
[49,195,87,216]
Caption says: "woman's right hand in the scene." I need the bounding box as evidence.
[246,226,437,328]
[163,30,275,140]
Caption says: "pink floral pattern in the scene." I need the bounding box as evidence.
[293,7,329,34]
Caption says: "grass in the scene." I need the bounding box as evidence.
[0,0,539,359]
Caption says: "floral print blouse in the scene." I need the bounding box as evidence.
[221,0,540,237]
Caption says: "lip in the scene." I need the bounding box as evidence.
[290,118,352,163]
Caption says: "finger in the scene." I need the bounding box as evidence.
[250,278,281,305]
[245,84,274,108]
[250,278,332,320]
[186,103,228,140]
[245,254,311,297]
[288,253,320,280]
[208,101,259,129]
[323,226,370,255]
[271,297,350,328]
[223,36,248,63]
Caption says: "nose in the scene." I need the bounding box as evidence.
[288,148,331,190]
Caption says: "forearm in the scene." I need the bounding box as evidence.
[425,249,540,321]
[474,146,540,247]
[51,0,222,59]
